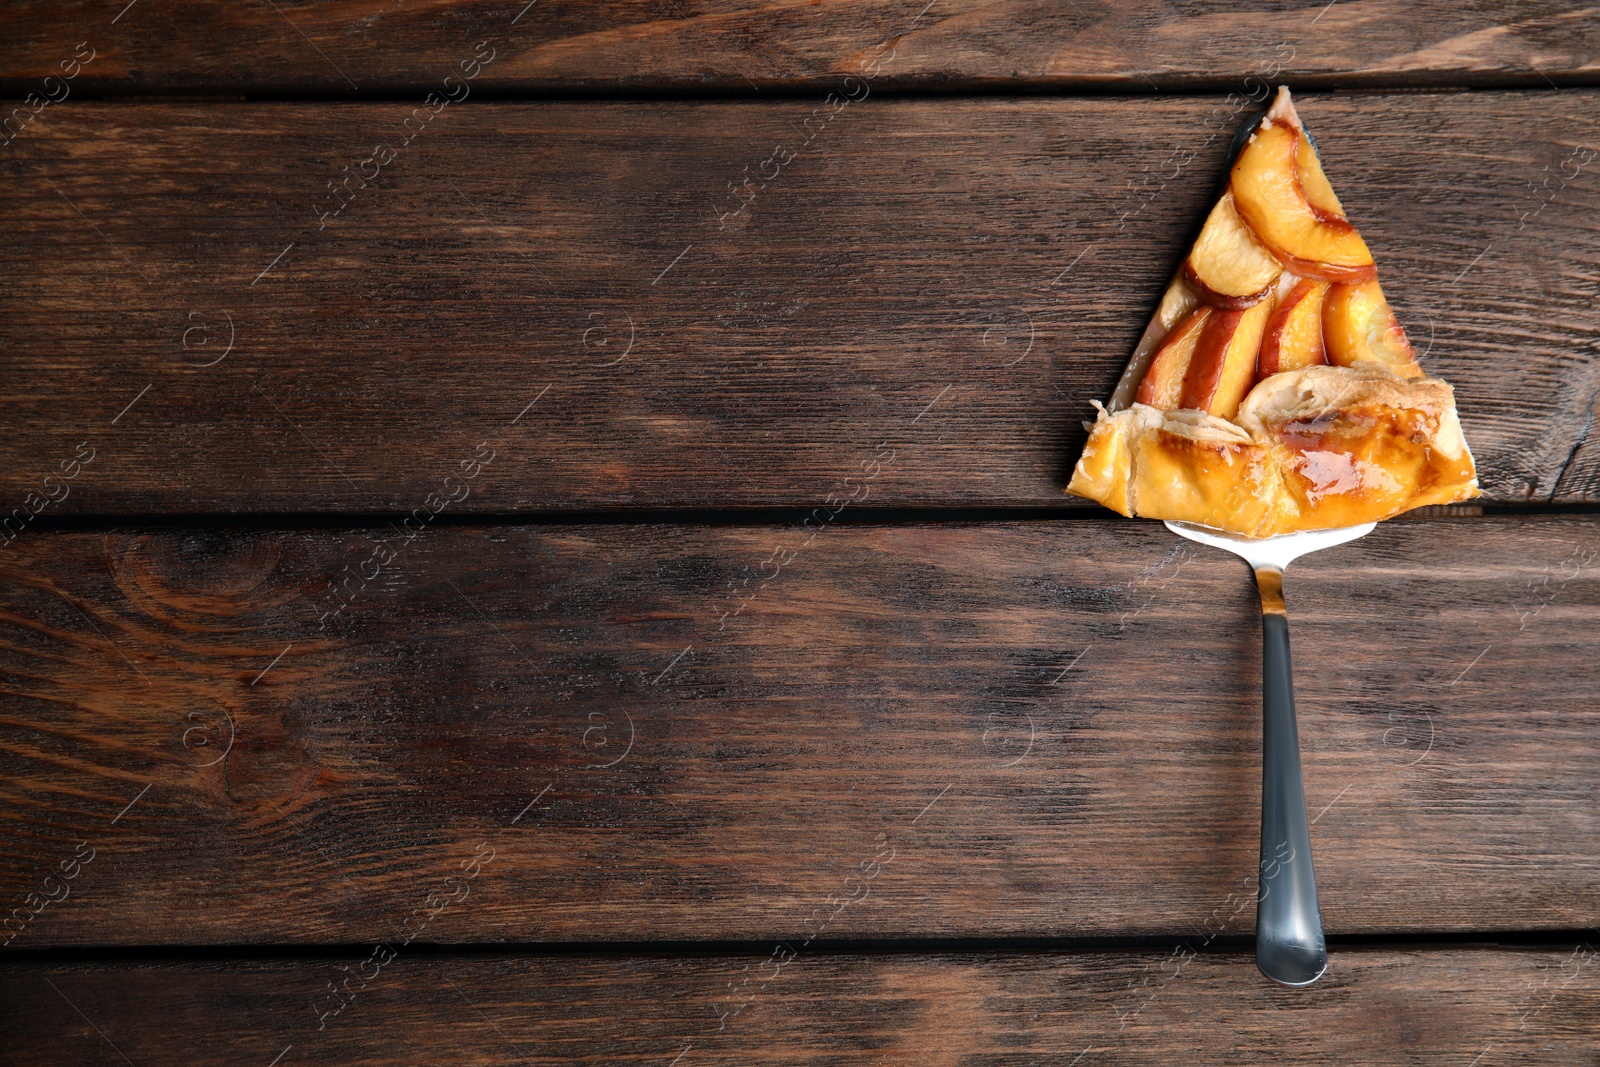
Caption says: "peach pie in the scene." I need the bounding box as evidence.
[1067,88,1479,537]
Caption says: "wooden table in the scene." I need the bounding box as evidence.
[1,2,1597,1062]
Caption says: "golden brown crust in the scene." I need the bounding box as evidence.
[1068,401,1136,516]
[1238,361,1455,427]
[1067,364,1480,537]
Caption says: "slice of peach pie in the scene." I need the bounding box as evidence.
[1067,87,1479,537]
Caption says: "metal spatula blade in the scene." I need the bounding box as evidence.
[1164,519,1375,986]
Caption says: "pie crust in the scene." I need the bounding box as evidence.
[1067,88,1479,538]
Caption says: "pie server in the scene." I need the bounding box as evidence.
[1164,518,1375,986]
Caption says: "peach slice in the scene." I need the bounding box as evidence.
[1179,297,1275,419]
[1184,191,1282,308]
[1323,278,1421,378]
[1136,306,1211,409]
[1257,278,1329,378]
[1296,135,1345,219]
[1231,121,1375,283]
[1110,271,1203,410]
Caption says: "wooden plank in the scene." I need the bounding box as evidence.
[0,1,1596,93]
[0,516,1595,946]
[2,93,1598,514]
[2,947,1597,1064]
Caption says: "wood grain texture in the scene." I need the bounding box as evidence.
[0,0,1597,93]
[0,517,1595,947]
[3,947,1598,1065]
[3,92,1599,514]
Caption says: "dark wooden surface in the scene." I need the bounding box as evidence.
[1,517,1594,946]
[4,947,1597,1065]
[3,92,1599,512]
[4,6,1598,1061]
[0,0,1597,94]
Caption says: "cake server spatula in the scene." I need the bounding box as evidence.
[1164,518,1374,986]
